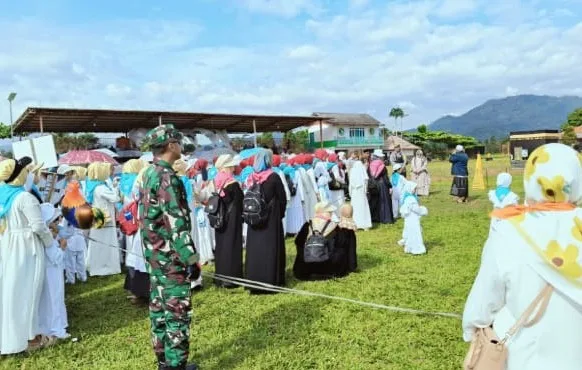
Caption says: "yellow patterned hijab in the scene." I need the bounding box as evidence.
[510,144,582,299]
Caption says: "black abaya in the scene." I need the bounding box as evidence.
[214,182,244,288]
[293,223,358,280]
[369,167,395,224]
[124,268,150,299]
[245,172,287,293]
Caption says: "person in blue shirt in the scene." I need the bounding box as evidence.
[449,145,469,203]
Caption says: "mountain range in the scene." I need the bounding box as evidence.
[428,95,582,140]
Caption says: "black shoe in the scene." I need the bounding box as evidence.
[185,364,198,370]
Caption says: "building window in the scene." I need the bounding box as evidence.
[349,127,365,138]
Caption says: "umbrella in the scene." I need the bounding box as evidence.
[58,150,118,165]
[139,152,153,163]
[238,147,262,160]
[93,148,119,158]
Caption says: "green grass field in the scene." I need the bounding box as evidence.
[0,156,524,370]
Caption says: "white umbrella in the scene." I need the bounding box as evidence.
[93,148,119,158]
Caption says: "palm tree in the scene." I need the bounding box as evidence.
[389,107,405,137]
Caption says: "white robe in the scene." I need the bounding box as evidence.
[194,179,215,264]
[391,174,407,219]
[298,168,317,221]
[399,196,427,255]
[329,165,346,214]
[348,161,372,230]
[39,240,68,338]
[286,171,306,234]
[86,184,121,276]
[124,183,147,273]
[462,215,582,370]
[275,170,291,235]
[59,220,88,283]
[0,192,53,354]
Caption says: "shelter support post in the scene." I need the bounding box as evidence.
[253,119,257,148]
[158,115,162,126]
[319,119,323,149]
[39,115,44,134]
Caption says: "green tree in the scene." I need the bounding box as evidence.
[389,107,405,134]
[257,132,274,148]
[563,108,582,128]
[0,122,11,139]
[283,130,309,153]
[417,124,427,134]
[562,125,578,146]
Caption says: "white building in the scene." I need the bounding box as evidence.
[308,113,384,151]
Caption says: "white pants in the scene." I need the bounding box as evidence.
[65,249,87,284]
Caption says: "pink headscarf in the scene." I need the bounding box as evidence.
[248,169,273,186]
[369,159,385,178]
[214,170,235,196]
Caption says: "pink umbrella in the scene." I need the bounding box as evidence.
[58,150,118,165]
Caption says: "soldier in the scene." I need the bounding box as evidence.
[140,124,199,370]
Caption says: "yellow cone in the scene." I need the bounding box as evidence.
[472,153,485,190]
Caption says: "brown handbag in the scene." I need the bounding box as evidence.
[463,284,553,370]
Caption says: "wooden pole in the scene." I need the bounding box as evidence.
[158,115,162,126]
[39,114,44,134]
[252,119,257,148]
[319,119,323,149]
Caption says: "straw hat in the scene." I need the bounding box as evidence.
[314,201,336,214]
[215,154,239,169]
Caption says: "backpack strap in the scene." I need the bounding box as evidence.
[320,220,332,235]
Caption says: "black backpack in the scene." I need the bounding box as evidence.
[285,174,297,197]
[304,220,333,263]
[205,182,231,230]
[242,181,270,226]
[328,167,344,191]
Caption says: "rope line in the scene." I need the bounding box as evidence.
[86,236,462,319]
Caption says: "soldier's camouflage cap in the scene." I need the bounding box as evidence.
[145,124,183,149]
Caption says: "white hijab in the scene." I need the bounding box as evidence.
[349,160,368,188]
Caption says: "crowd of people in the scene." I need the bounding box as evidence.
[0,125,436,369]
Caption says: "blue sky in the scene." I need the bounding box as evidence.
[2,0,582,131]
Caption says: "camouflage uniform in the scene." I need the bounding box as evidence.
[140,125,198,370]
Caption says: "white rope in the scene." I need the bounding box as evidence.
[87,236,462,319]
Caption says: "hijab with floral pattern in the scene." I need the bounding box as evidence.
[503,143,582,304]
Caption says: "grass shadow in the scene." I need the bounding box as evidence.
[195,299,324,370]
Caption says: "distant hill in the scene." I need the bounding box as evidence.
[428,95,582,140]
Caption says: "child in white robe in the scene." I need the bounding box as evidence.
[391,163,407,219]
[60,219,87,284]
[398,182,428,255]
[39,204,69,340]
[488,172,519,209]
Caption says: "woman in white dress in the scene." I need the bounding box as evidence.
[192,160,216,264]
[85,162,121,276]
[348,159,372,230]
[327,153,346,215]
[398,182,427,255]
[297,157,318,221]
[284,159,305,235]
[0,157,54,354]
[462,143,582,370]
[410,150,430,196]
[121,160,149,302]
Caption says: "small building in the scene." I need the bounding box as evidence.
[509,130,560,160]
[383,135,421,158]
[308,113,383,151]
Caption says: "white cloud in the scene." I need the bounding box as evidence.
[235,0,324,17]
[2,1,582,131]
[287,45,323,59]
[435,0,479,18]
